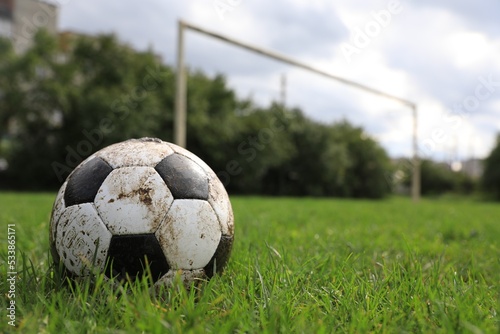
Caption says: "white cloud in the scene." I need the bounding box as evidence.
[446,32,489,69]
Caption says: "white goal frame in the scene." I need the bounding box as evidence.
[174,20,420,202]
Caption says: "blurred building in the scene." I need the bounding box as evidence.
[461,158,483,180]
[0,0,58,53]
[0,0,12,40]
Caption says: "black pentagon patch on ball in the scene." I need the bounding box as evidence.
[155,153,209,200]
[204,234,234,278]
[105,234,169,283]
[64,157,113,207]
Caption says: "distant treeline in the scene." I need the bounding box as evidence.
[1,31,496,198]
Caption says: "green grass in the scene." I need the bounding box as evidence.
[1,193,499,333]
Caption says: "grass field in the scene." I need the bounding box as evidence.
[1,192,499,333]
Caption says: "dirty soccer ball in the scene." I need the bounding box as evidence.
[49,138,234,289]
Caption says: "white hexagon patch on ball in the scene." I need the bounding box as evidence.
[49,138,234,287]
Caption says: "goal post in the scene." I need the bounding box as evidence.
[174,20,420,202]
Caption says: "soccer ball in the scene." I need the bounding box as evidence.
[49,138,234,289]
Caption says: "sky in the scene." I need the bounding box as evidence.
[52,0,500,160]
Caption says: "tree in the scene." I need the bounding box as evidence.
[265,111,351,196]
[184,72,243,180]
[329,121,392,198]
[400,159,477,196]
[0,31,173,189]
[482,134,500,200]
[262,117,391,198]
[0,30,395,199]
[418,160,455,195]
[0,31,63,188]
